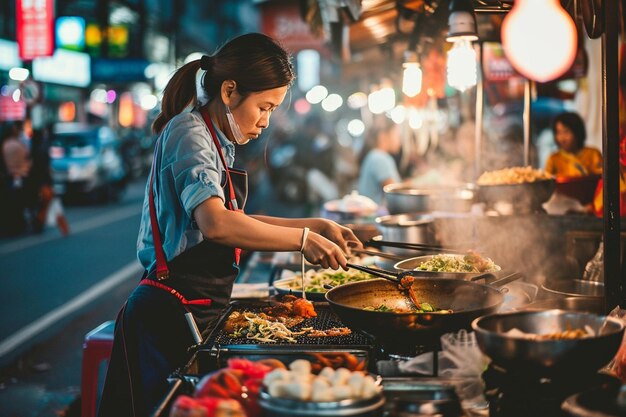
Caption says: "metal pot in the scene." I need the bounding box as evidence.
[393,254,502,280]
[542,279,605,298]
[374,213,436,255]
[477,178,556,212]
[383,183,476,215]
[472,310,624,376]
[525,297,603,314]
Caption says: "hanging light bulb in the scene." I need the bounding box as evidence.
[402,51,422,97]
[501,0,577,82]
[446,0,478,92]
[447,38,477,92]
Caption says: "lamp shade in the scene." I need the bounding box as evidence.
[501,0,577,82]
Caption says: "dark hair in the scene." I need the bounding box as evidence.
[359,116,398,165]
[552,111,586,150]
[153,33,295,133]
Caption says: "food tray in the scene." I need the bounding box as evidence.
[206,300,374,347]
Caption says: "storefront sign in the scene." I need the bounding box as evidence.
[32,49,91,87]
[261,1,325,53]
[0,95,27,121]
[0,39,21,70]
[483,42,518,82]
[91,58,149,82]
[16,0,55,60]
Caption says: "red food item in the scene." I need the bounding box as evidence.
[227,358,272,381]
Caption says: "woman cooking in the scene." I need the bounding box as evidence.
[545,111,603,177]
[99,33,361,417]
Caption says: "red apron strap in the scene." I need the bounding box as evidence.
[149,141,170,280]
[199,108,243,265]
[139,279,212,306]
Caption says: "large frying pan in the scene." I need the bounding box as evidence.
[324,277,506,348]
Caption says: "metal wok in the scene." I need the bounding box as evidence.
[324,277,506,347]
[477,178,556,211]
[393,254,502,280]
[472,310,624,376]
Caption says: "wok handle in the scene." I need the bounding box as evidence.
[346,262,400,283]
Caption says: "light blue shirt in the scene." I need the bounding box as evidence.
[137,109,235,271]
[357,149,401,204]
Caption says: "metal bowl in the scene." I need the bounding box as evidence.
[258,388,385,416]
[383,183,475,215]
[542,279,605,298]
[472,310,624,376]
[393,254,502,279]
[525,297,604,314]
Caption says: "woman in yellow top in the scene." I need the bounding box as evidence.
[545,112,602,177]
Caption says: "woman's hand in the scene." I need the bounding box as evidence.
[314,219,363,253]
[302,232,348,270]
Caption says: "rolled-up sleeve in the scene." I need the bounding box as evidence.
[163,113,225,218]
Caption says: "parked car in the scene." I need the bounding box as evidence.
[49,123,127,202]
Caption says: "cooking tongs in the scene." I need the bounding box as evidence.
[366,236,469,255]
[346,262,524,288]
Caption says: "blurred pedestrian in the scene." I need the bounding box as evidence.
[99,33,360,417]
[0,122,32,236]
[357,116,402,204]
[545,112,602,177]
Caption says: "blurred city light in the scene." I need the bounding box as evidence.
[390,105,407,124]
[56,17,86,51]
[184,52,204,64]
[294,97,311,114]
[106,90,117,104]
[347,119,365,137]
[91,88,108,103]
[12,89,21,102]
[321,93,343,112]
[9,67,29,81]
[408,107,423,129]
[446,38,477,92]
[140,94,158,110]
[296,49,320,92]
[347,92,368,109]
[305,85,328,104]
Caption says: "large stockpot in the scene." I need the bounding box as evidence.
[383,183,476,215]
[472,310,624,376]
[374,213,436,256]
[324,277,505,347]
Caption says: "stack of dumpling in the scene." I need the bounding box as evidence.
[263,359,380,402]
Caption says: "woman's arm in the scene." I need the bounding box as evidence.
[250,215,362,252]
[194,198,348,269]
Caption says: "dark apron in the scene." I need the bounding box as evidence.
[98,113,247,417]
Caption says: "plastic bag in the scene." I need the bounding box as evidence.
[398,329,489,409]
[602,305,626,381]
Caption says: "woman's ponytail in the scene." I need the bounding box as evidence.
[152,60,202,134]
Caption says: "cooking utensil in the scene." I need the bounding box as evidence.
[346,263,402,285]
[525,297,603,314]
[472,310,625,376]
[366,236,467,255]
[324,276,509,347]
[542,279,605,298]
[383,183,476,215]
[374,214,436,255]
[393,254,502,280]
[477,178,556,211]
[350,248,405,262]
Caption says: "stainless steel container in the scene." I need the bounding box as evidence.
[374,213,436,255]
[383,183,475,215]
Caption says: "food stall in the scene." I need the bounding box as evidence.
[149,0,626,416]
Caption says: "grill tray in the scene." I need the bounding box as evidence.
[206,300,374,347]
